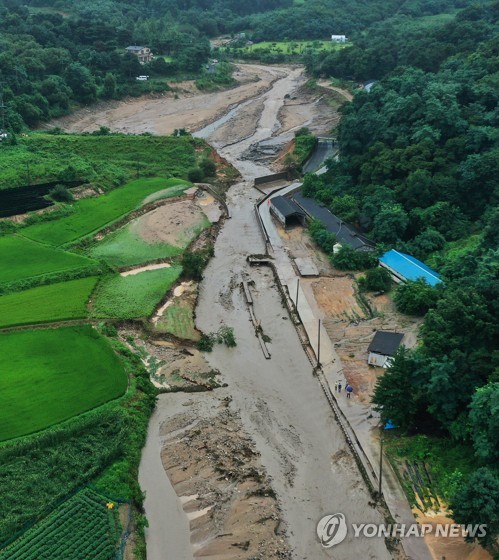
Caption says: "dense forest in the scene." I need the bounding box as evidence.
[302,2,498,548]
[0,0,481,130]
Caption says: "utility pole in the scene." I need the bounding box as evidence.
[295,278,300,310]
[379,436,384,497]
[317,319,321,367]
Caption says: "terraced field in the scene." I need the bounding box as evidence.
[88,201,210,267]
[22,178,190,246]
[0,277,97,328]
[0,235,96,287]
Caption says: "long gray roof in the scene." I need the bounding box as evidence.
[292,192,374,251]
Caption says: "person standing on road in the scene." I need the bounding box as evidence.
[334,381,339,392]
[338,381,342,392]
[346,385,353,399]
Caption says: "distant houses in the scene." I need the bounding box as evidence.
[125,46,153,64]
[331,34,347,43]
[379,249,442,286]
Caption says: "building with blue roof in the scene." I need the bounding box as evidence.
[379,250,442,286]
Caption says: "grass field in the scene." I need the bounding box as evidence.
[155,302,199,340]
[88,210,210,268]
[0,133,197,190]
[22,178,190,246]
[0,488,120,560]
[0,235,96,286]
[89,228,182,268]
[91,266,182,319]
[0,326,127,441]
[0,277,97,328]
[230,40,349,54]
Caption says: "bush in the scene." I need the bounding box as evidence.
[48,184,74,203]
[216,326,236,347]
[187,167,205,182]
[309,219,336,253]
[331,245,378,270]
[182,251,207,281]
[360,267,392,292]
[199,158,216,177]
[393,279,440,315]
[198,334,215,352]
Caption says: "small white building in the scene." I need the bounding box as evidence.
[331,35,347,43]
[367,331,404,368]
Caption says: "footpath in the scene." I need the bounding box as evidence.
[256,183,432,560]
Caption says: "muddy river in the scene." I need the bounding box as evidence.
[136,65,392,560]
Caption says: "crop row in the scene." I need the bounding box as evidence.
[0,489,121,560]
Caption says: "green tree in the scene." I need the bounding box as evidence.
[372,347,425,431]
[393,279,440,315]
[199,159,216,177]
[331,194,358,224]
[361,267,392,292]
[65,63,97,103]
[451,468,499,549]
[469,383,499,462]
[103,73,117,99]
[331,246,377,271]
[372,203,409,244]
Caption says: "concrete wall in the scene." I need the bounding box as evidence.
[254,171,289,185]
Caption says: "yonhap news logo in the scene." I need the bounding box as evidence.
[317,514,487,548]
[316,513,348,548]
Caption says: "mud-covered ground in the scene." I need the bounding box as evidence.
[43,64,289,135]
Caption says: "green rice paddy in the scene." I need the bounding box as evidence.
[0,277,97,328]
[91,266,183,319]
[0,326,128,441]
[0,236,96,286]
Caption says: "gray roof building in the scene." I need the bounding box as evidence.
[292,192,375,251]
[270,196,306,227]
[367,331,404,368]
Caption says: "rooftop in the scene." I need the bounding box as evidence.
[368,331,404,356]
[292,192,375,251]
[271,196,305,218]
[379,250,442,286]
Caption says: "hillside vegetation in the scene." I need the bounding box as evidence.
[302,1,498,550]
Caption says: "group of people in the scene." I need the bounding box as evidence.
[334,380,353,399]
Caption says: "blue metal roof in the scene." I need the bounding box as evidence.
[379,250,442,286]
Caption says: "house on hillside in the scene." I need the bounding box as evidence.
[379,249,442,286]
[364,80,377,92]
[125,46,153,64]
[331,35,347,43]
[270,196,306,228]
[292,192,375,251]
[367,331,404,368]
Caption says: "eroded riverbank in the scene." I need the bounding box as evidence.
[140,66,391,559]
